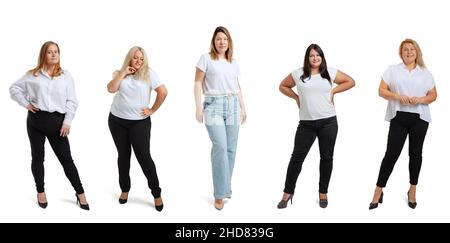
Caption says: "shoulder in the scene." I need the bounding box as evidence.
[61,69,72,78]
[291,68,303,82]
[200,53,211,61]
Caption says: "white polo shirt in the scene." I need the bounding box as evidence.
[10,69,78,125]
[110,69,163,120]
[291,67,338,120]
[196,53,240,96]
[382,63,435,123]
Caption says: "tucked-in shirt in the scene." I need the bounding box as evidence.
[110,69,163,120]
[291,67,338,120]
[383,63,435,123]
[196,53,240,96]
[10,69,78,125]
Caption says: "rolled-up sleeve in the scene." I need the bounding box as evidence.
[10,74,30,108]
[63,72,78,126]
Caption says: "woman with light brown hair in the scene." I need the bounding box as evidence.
[369,39,437,210]
[9,41,89,210]
[194,26,247,210]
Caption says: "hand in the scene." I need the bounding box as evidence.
[330,92,335,105]
[26,104,39,113]
[398,95,411,105]
[141,107,154,117]
[409,96,422,105]
[123,66,137,75]
[196,109,203,123]
[240,109,247,125]
[60,124,70,137]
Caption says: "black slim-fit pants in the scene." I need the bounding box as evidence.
[108,113,161,198]
[27,111,84,194]
[284,116,338,194]
[376,111,429,187]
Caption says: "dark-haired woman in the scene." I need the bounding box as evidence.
[277,44,355,209]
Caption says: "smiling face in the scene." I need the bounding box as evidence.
[401,42,417,66]
[214,32,229,55]
[130,50,144,70]
[308,49,322,69]
[45,44,60,66]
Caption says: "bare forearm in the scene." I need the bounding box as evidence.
[332,81,355,95]
[237,91,246,111]
[107,72,127,93]
[280,86,299,101]
[194,81,203,110]
[150,90,167,112]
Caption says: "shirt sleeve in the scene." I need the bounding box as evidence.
[382,65,393,86]
[150,69,163,90]
[425,69,436,91]
[63,71,79,126]
[10,73,31,108]
[328,67,338,82]
[196,54,208,72]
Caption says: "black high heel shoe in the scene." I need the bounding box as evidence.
[319,194,328,208]
[407,191,417,209]
[119,193,128,204]
[37,194,48,209]
[369,192,383,210]
[277,194,293,209]
[155,197,163,212]
[76,194,90,211]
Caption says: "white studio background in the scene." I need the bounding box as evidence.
[0,0,449,222]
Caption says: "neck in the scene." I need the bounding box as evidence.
[405,62,416,71]
[44,65,56,74]
[218,52,226,59]
[311,68,319,75]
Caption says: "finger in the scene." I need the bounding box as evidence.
[60,129,64,137]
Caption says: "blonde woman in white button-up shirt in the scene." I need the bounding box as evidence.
[369,39,437,210]
[9,41,89,210]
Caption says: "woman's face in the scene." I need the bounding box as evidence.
[401,43,417,65]
[308,49,322,69]
[130,50,144,70]
[214,32,229,55]
[45,44,59,66]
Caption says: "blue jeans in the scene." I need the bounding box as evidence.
[204,95,240,199]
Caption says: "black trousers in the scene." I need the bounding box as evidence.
[284,116,338,194]
[108,113,161,198]
[27,111,84,194]
[376,111,429,187]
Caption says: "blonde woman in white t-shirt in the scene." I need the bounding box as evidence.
[277,44,355,209]
[107,46,167,211]
[369,39,437,210]
[194,26,247,210]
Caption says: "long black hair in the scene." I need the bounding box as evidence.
[300,44,331,84]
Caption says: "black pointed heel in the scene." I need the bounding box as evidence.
[277,194,293,209]
[369,192,383,210]
[37,194,48,209]
[407,191,417,209]
[76,194,90,211]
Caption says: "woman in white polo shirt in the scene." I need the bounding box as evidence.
[277,44,355,209]
[194,26,247,210]
[107,46,167,211]
[369,39,437,210]
[10,41,90,210]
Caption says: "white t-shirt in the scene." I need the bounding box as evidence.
[196,53,240,96]
[383,63,435,123]
[110,69,163,120]
[291,67,338,120]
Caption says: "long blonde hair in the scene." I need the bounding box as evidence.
[29,41,63,77]
[209,26,234,63]
[115,46,150,82]
[399,38,426,68]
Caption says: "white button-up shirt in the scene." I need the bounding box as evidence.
[10,69,78,125]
